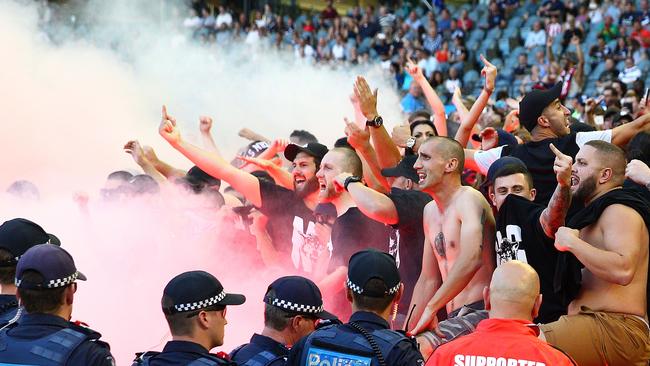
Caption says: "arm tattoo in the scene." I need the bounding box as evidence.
[479,209,486,252]
[541,184,571,238]
[434,232,446,259]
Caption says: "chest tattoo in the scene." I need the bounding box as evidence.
[434,232,446,258]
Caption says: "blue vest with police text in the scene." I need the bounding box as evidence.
[0,327,93,365]
[300,324,406,366]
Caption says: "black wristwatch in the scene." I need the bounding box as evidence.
[366,115,383,128]
[343,176,363,191]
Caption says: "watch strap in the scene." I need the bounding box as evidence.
[344,176,362,191]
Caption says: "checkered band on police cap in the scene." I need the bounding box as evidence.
[268,297,324,314]
[346,277,401,296]
[174,290,227,312]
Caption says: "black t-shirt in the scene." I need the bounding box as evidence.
[330,207,391,270]
[258,179,320,273]
[388,188,432,314]
[495,194,568,323]
[624,179,650,205]
[502,133,582,206]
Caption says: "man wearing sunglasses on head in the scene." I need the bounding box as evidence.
[133,271,246,366]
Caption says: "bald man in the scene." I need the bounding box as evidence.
[429,261,576,365]
[541,140,650,366]
[408,137,495,338]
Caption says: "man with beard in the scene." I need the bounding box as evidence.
[317,147,391,319]
[465,82,650,206]
[158,106,330,275]
[407,137,495,350]
[541,141,650,366]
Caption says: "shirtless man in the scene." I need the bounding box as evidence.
[541,140,650,366]
[408,137,496,339]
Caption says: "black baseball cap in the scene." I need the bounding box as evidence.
[486,156,529,184]
[162,271,245,315]
[0,218,60,265]
[284,142,329,162]
[346,249,401,298]
[519,82,562,132]
[381,155,419,182]
[264,276,336,320]
[15,244,86,289]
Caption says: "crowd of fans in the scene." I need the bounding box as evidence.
[2,0,650,365]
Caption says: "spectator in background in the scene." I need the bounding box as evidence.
[444,67,462,97]
[589,35,613,69]
[619,56,643,85]
[458,9,474,31]
[401,82,427,113]
[598,57,620,85]
[631,20,650,48]
[600,15,620,41]
[605,0,623,23]
[514,54,531,79]
[321,0,338,20]
[422,22,443,54]
[484,1,506,29]
[438,8,452,33]
[405,11,422,30]
[547,15,562,38]
[538,0,566,17]
[215,5,232,30]
[621,1,641,26]
[525,21,547,49]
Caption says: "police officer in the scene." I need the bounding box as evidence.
[0,218,60,326]
[133,270,246,365]
[0,243,114,365]
[287,249,424,366]
[230,276,337,366]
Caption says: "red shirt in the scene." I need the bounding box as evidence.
[427,318,575,366]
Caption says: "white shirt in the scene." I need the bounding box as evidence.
[332,43,345,60]
[619,66,642,84]
[183,16,202,29]
[525,29,547,48]
[216,13,233,28]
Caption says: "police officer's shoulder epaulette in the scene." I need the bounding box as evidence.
[208,351,238,365]
[67,319,111,349]
[315,318,343,330]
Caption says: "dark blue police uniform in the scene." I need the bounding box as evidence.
[230,334,288,366]
[0,295,19,327]
[134,340,236,366]
[0,313,114,366]
[287,311,423,366]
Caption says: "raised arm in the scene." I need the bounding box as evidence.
[354,76,402,169]
[611,112,650,146]
[237,155,294,190]
[571,35,585,87]
[411,192,493,335]
[256,138,289,162]
[159,106,262,207]
[238,127,271,143]
[344,119,390,192]
[546,36,556,63]
[334,172,398,224]
[454,55,496,147]
[141,146,187,179]
[405,58,447,136]
[199,116,220,153]
[124,140,168,184]
[539,144,573,238]
[555,205,644,285]
[451,87,468,121]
